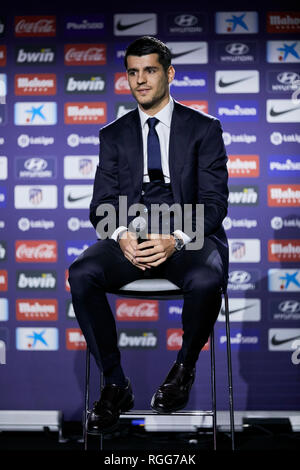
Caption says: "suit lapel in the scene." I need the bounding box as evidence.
[169,101,187,203]
[125,108,144,195]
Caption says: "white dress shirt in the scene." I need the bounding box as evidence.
[111,97,191,245]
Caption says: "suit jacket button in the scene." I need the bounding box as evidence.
[143,207,148,213]
[141,190,145,195]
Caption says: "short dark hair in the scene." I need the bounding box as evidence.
[124,36,172,71]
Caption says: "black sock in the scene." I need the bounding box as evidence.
[104,364,127,387]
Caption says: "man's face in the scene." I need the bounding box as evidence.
[126,53,174,111]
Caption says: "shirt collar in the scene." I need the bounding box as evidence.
[138,97,174,129]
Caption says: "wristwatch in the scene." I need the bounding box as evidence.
[173,234,184,251]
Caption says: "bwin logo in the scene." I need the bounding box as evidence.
[225,43,249,55]
[278,300,300,314]
[277,72,300,85]
[24,158,47,172]
[174,15,198,27]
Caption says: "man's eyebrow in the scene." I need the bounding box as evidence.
[127,66,159,72]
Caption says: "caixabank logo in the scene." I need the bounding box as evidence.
[14,102,57,125]
[267,40,300,63]
[16,327,58,350]
[215,12,258,34]
[268,269,300,292]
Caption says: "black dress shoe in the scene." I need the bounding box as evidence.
[151,362,195,414]
[87,378,134,434]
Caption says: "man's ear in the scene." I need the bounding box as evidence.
[167,65,175,84]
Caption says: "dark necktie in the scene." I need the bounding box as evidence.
[147,117,164,182]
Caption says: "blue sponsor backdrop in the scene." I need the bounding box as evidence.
[0,2,300,421]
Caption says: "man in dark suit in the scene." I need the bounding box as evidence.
[69,36,228,433]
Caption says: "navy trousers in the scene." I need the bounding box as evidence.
[68,235,224,375]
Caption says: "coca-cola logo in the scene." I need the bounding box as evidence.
[116,299,158,321]
[64,44,106,66]
[15,241,57,262]
[167,329,183,350]
[115,73,131,94]
[15,16,56,36]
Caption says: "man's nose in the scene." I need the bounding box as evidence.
[137,72,146,84]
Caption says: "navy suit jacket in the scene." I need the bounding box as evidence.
[90,100,229,284]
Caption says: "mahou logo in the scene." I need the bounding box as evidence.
[64,102,107,124]
[228,155,259,177]
[267,12,300,33]
[15,241,57,262]
[64,44,106,65]
[15,16,56,37]
[16,299,58,320]
[0,269,8,291]
[114,73,130,94]
[268,240,300,262]
[180,100,208,113]
[15,74,56,95]
[66,328,86,350]
[0,46,6,67]
[116,299,159,321]
[268,185,300,206]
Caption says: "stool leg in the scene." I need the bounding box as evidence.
[210,329,217,450]
[99,372,104,451]
[224,292,235,450]
[84,346,90,451]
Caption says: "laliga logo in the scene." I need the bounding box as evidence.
[292,80,300,104]
[291,339,300,365]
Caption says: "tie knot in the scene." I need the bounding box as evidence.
[147,117,159,129]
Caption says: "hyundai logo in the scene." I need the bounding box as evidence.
[277,72,300,85]
[278,300,300,314]
[174,14,198,27]
[24,158,47,172]
[229,270,251,284]
[225,43,249,56]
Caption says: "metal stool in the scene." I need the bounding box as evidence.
[83,279,235,450]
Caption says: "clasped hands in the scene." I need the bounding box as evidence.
[118,231,177,270]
